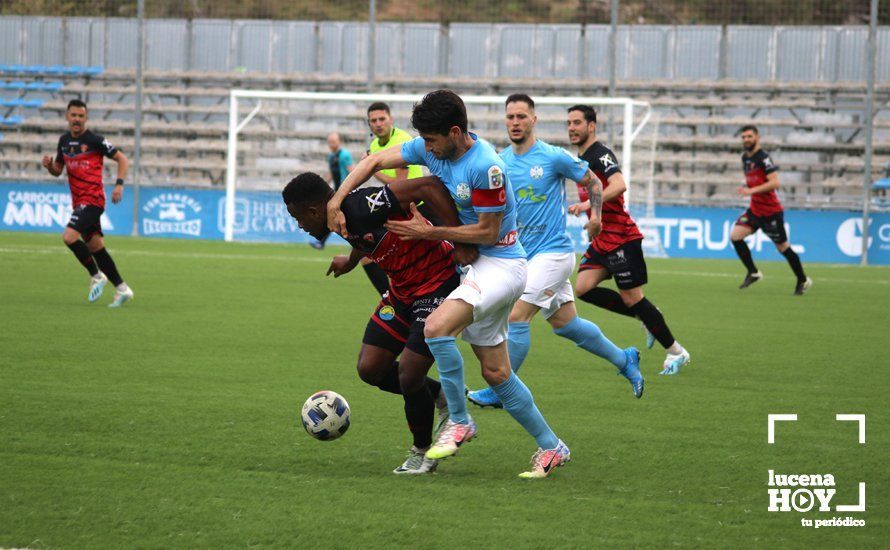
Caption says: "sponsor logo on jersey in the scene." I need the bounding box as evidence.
[80,144,89,153]
[529,165,544,179]
[517,186,547,203]
[456,183,471,200]
[366,189,387,213]
[495,229,518,247]
[488,165,504,189]
[378,305,395,321]
[600,154,616,169]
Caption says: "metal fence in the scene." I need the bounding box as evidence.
[1,16,888,82]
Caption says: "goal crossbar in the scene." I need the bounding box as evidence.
[224,90,651,242]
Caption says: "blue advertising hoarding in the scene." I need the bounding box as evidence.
[2,181,888,264]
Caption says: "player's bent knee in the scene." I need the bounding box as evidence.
[355,358,384,387]
[62,231,79,245]
[423,313,452,339]
[619,289,643,308]
[481,366,510,386]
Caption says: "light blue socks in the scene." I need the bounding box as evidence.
[507,322,531,374]
[553,316,626,369]
[491,372,559,450]
[425,336,469,424]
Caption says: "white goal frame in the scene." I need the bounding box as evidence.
[224,90,652,242]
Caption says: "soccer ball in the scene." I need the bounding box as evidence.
[300,390,351,441]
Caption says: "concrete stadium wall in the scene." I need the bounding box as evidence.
[0,16,888,82]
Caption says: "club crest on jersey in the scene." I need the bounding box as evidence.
[600,154,616,169]
[488,166,504,189]
[378,305,395,321]
[529,165,544,179]
[366,189,387,213]
[80,144,89,153]
[456,183,471,200]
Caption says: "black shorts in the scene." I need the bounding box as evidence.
[578,238,648,290]
[735,208,787,244]
[362,273,459,358]
[67,204,104,241]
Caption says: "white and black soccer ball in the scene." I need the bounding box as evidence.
[300,390,351,441]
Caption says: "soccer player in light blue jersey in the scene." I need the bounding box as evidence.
[327,90,569,478]
[467,94,643,409]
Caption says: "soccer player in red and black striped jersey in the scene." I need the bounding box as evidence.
[566,105,690,375]
[42,99,133,307]
[731,125,812,295]
[282,171,476,474]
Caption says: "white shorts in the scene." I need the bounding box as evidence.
[446,255,527,347]
[520,252,576,319]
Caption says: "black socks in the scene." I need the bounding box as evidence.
[92,247,124,286]
[578,287,634,317]
[629,298,676,349]
[732,239,758,274]
[66,241,99,276]
[781,248,807,283]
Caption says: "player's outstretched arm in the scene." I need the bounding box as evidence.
[328,146,408,236]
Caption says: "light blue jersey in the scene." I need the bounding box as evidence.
[500,140,589,258]
[401,133,525,259]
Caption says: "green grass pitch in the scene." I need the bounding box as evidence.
[1,231,887,548]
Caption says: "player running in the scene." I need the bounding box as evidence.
[467,94,642,409]
[328,90,570,479]
[731,125,812,295]
[566,105,690,375]
[41,99,134,307]
[283,171,477,474]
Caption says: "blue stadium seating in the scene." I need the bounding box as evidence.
[0,98,45,108]
[0,81,63,92]
[0,115,24,125]
[0,64,102,77]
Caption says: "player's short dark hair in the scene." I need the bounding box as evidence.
[739,124,759,135]
[411,89,467,136]
[282,172,332,207]
[505,93,535,110]
[568,105,596,124]
[367,102,391,115]
[67,99,88,112]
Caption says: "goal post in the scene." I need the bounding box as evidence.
[224,90,653,244]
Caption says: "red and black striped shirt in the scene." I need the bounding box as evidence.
[55,130,117,208]
[578,141,643,254]
[342,186,456,303]
[742,149,783,217]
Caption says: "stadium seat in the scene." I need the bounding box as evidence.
[0,115,24,125]
[0,98,45,108]
[21,65,47,75]
[0,64,26,74]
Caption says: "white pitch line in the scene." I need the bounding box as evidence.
[1,245,888,284]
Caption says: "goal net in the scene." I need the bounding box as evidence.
[224,91,658,253]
